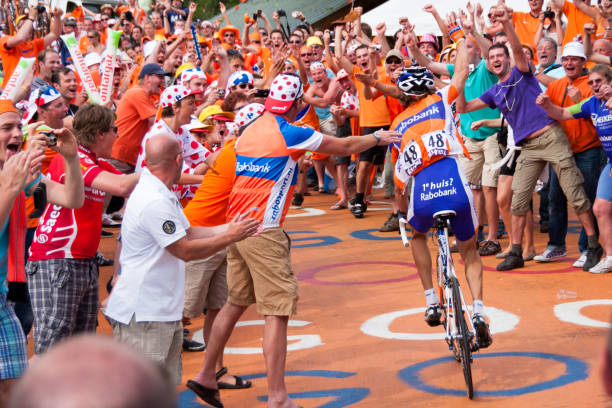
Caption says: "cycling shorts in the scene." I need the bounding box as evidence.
[407,156,478,241]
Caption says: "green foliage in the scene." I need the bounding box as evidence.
[193,0,240,20]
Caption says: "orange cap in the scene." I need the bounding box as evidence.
[0,100,18,115]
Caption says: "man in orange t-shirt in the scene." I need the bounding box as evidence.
[539,41,606,263]
[559,0,597,46]
[512,0,543,48]
[338,44,390,218]
[0,8,62,88]
[182,103,264,390]
[110,64,167,173]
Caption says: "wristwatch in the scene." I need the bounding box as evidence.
[373,131,381,145]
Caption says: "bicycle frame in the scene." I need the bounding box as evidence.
[433,213,476,351]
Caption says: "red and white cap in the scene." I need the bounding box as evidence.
[160,85,199,108]
[309,61,325,73]
[234,103,264,127]
[180,68,207,85]
[265,74,303,114]
[336,69,349,80]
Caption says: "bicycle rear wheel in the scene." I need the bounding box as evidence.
[451,277,474,399]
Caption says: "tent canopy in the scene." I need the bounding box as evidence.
[362,0,535,36]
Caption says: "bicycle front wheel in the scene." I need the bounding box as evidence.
[451,276,474,399]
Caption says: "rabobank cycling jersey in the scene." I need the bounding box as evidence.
[569,95,612,162]
[227,113,323,228]
[392,85,468,184]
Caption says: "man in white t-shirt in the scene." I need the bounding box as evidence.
[104,133,260,384]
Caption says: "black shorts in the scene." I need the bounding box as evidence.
[359,126,389,165]
[335,119,352,165]
[499,148,521,176]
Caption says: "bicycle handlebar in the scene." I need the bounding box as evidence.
[399,217,410,247]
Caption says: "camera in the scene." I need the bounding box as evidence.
[372,44,382,52]
[36,4,46,14]
[125,10,134,22]
[276,9,286,17]
[40,131,57,147]
[543,8,555,19]
[252,13,258,21]
[217,89,225,97]
[254,89,270,98]
[30,182,47,219]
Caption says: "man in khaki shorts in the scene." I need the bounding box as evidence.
[186,74,402,408]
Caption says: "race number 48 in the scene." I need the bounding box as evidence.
[398,141,423,178]
[422,131,448,157]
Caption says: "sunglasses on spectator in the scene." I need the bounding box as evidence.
[289,40,301,44]
[224,33,235,37]
[386,57,402,64]
[234,83,254,89]
[301,53,313,57]
[588,78,604,86]
[88,35,95,39]
[311,44,322,49]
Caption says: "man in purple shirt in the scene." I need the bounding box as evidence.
[456,4,602,271]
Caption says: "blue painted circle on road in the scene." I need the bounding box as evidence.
[398,352,589,397]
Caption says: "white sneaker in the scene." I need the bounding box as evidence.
[573,251,587,268]
[589,257,612,274]
[533,247,567,262]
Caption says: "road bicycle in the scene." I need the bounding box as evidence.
[400,210,479,399]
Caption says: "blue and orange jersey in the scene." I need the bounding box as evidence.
[294,103,320,131]
[392,85,468,185]
[227,114,324,228]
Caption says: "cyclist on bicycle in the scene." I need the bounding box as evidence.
[392,27,492,349]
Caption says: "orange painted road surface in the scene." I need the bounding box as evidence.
[93,191,612,407]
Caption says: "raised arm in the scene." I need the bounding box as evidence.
[584,23,611,64]
[219,2,231,26]
[5,6,36,49]
[185,2,196,34]
[573,0,599,21]
[459,9,491,58]
[44,7,63,47]
[535,93,575,121]
[497,2,530,72]
[374,22,391,57]
[259,11,273,36]
[423,4,452,48]
[38,129,85,209]
[404,23,450,76]
[336,25,355,75]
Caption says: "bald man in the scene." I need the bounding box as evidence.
[593,39,612,57]
[9,334,176,408]
[104,133,260,384]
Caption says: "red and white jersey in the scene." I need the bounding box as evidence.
[29,145,121,260]
[340,90,359,111]
[135,119,211,200]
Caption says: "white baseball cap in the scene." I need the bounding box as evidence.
[561,42,586,59]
